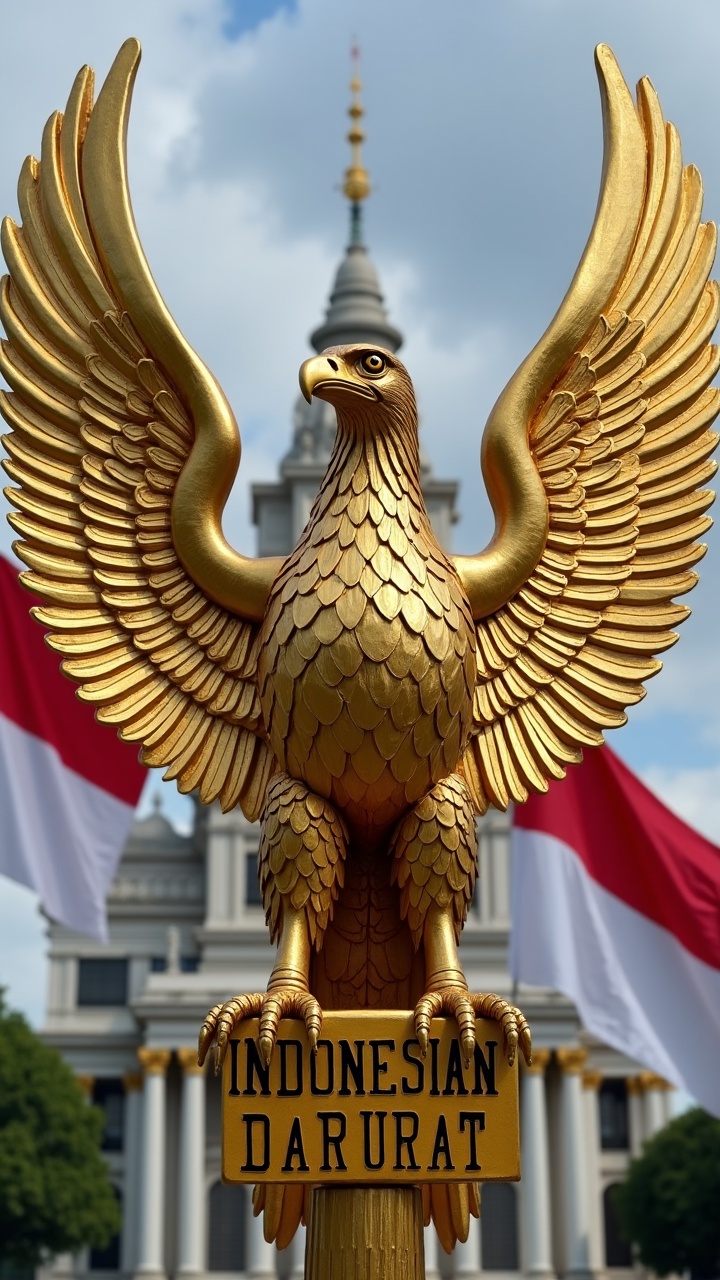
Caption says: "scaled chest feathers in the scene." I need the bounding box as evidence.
[257,401,477,834]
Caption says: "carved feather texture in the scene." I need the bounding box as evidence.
[391,773,478,946]
[462,75,719,811]
[259,771,348,946]
[0,47,272,819]
[257,399,478,834]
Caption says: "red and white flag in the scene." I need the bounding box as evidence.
[510,745,720,1117]
[0,555,146,941]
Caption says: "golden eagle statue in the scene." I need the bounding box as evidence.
[1,39,717,1251]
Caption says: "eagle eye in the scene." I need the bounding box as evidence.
[359,352,386,376]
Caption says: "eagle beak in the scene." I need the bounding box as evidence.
[299,355,335,403]
[298,353,377,405]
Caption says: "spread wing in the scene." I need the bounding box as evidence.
[0,40,281,818]
[457,46,719,812]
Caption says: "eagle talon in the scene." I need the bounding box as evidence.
[414,986,477,1066]
[258,987,323,1066]
[198,993,264,1072]
[198,988,323,1071]
[469,992,533,1067]
[413,989,533,1069]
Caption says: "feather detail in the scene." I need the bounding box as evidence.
[462,58,718,810]
[0,41,273,820]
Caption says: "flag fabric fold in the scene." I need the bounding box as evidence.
[0,555,146,940]
[510,745,720,1117]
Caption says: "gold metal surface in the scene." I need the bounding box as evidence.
[223,1012,519,1184]
[555,1047,589,1075]
[523,1048,551,1077]
[137,1047,171,1076]
[343,61,371,206]
[177,1047,207,1076]
[582,1070,604,1091]
[1,37,717,1263]
[637,1071,673,1091]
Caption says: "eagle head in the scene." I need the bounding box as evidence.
[299,344,417,434]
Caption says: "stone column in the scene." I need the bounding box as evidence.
[135,1048,171,1280]
[122,1072,143,1276]
[519,1048,554,1280]
[290,1223,306,1279]
[424,1225,441,1280]
[582,1071,604,1277]
[626,1076,644,1156]
[556,1048,593,1280]
[454,1214,481,1276]
[640,1072,671,1139]
[177,1049,207,1280]
[246,1196,276,1279]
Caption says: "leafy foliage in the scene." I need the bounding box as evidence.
[0,995,121,1266]
[614,1107,720,1279]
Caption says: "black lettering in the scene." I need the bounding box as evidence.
[443,1038,469,1096]
[278,1039,303,1098]
[281,1116,310,1172]
[244,1038,270,1096]
[310,1040,334,1096]
[318,1111,347,1171]
[240,1114,270,1172]
[393,1110,420,1170]
[370,1040,396,1095]
[460,1111,486,1171]
[429,1115,455,1171]
[429,1038,441,1095]
[401,1039,424,1094]
[228,1038,240,1096]
[339,1040,365,1096]
[473,1041,498,1096]
[360,1110,387,1170]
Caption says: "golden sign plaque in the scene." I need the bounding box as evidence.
[222,1013,519,1185]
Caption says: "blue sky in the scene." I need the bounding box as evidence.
[223,0,298,39]
[0,0,719,1021]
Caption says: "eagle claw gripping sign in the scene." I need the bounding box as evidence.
[3,25,718,1278]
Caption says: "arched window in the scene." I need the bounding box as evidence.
[208,1182,247,1272]
[481,1183,519,1271]
[89,1187,121,1271]
[603,1183,632,1268]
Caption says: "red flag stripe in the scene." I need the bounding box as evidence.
[514,746,720,972]
[0,556,145,806]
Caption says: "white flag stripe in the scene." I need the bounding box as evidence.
[511,828,720,1116]
[0,712,137,942]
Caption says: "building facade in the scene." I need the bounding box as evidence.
[40,112,672,1280]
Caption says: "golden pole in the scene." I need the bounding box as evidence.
[306,1187,425,1280]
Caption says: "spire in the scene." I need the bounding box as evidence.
[309,46,402,357]
[343,44,371,248]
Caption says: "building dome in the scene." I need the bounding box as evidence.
[310,243,402,354]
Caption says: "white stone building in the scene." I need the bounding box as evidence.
[40,148,673,1280]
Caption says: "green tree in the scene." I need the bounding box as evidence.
[0,994,120,1267]
[614,1107,720,1280]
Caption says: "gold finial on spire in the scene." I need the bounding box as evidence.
[343,45,370,242]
